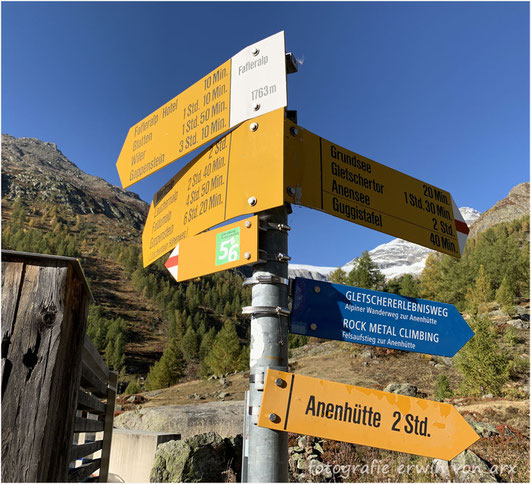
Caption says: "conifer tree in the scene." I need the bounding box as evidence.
[193,312,203,328]
[125,378,141,395]
[434,374,453,401]
[104,340,114,367]
[86,305,107,351]
[145,338,185,390]
[113,333,126,371]
[181,326,199,362]
[465,265,492,315]
[199,328,216,361]
[346,251,385,290]
[455,315,510,396]
[197,321,207,338]
[329,267,347,284]
[223,301,232,317]
[398,274,420,298]
[172,311,185,339]
[205,320,241,376]
[496,276,514,314]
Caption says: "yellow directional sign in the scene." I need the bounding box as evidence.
[142,108,285,267]
[284,120,469,257]
[258,370,479,461]
[164,216,259,282]
[117,31,287,188]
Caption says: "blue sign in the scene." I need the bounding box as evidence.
[290,277,474,357]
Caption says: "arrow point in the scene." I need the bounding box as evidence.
[445,407,481,460]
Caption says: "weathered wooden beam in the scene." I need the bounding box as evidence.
[1,260,24,390]
[74,417,104,433]
[70,440,103,462]
[1,252,91,482]
[80,361,108,398]
[98,371,118,482]
[78,389,106,415]
[83,335,109,384]
[68,459,101,482]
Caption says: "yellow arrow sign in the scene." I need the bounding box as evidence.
[284,120,469,257]
[116,32,287,189]
[164,216,259,282]
[142,108,285,267]
[258,369,479,461]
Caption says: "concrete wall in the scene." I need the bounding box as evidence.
[108,428,180,483]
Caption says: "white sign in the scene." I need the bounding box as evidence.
[229,31,287,126]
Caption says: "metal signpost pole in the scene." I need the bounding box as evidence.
[244,205,290,482]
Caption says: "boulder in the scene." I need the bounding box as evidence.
[507,319,529,330]
[433,450,496,483]
[149,432,241,482]
[297,436,308,448]
[384,383,418,397]
[465,418,499,438]
[514,306,530,321]
[114,401,244,439]
[451,450,496,482]
[126,395,145,404]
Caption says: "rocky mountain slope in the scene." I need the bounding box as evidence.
[1,134,148,238]
[469,182,530,238]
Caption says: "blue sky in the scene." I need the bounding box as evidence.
[2,1,529,267]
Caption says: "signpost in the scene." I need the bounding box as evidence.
[164,216,259,282]
[116,31,287,188]
[284,120,470,257]
[116,31,478,482]
[142,108,285,267]
[258,369,479,461]
[290,277,474,357]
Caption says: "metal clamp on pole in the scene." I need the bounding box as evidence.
[243,275,289,287]
[258,250,291,262]
[242,306,291,317]
[249,372,266,390]
[259,221,291,232]
[249,405,261,425]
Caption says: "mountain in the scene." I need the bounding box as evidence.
[288,264,335,281]
[469,182,529,238]
[292,183,530,281]
[289,207,481,281]
[348,207,481,280]
[360,183,529,281]
[1,134,148,239]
